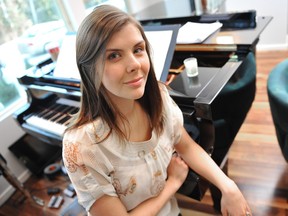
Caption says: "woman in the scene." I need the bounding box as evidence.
[62,4,252,216]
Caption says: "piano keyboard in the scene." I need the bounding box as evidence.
[25,98,80,137]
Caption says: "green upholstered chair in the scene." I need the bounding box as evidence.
[267,59,288,162]
[211,52,257,166]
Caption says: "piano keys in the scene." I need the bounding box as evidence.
[24,98,79,137]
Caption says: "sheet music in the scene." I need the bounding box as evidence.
[144,30,173,80]
[53,34,80,80]
[176,21,223,44]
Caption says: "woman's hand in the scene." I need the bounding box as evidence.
[220,179,252,216]
[174,127,252,216]
[166,154,189,190]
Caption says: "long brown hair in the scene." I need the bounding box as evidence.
[68,5,164,141]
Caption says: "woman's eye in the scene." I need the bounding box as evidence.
[108,52,120,60]
[134,47,144,54]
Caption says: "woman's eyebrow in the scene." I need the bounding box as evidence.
[134,40,145,46]
[106,40,145,51]
[106,48,121,52]
[131,40,146,49]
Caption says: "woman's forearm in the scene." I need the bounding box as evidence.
[175,127,232,192]
[175,127,252,216]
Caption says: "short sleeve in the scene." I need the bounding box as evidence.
[62,125,117,212]
[159,83,184,145]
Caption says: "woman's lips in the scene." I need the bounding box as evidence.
[124,77,143,87]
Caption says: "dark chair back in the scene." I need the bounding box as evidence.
[211,52,257,164]
[267,59,288,162]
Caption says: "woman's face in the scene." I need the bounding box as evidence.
[102,23,150,104]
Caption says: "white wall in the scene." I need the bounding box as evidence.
[224,0,288,50]
[124,0,163,14]
[0,42,31,206]
[0,112,30,206]
[126,0,288,50]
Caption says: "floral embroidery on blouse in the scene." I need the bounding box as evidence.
[150,176,165,196]
[150,169,165,196]
[113,176,137,197]
[63,140,80,173]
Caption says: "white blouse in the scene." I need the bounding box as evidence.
[62,83,184,216]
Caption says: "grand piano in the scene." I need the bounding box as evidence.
[12,1,271,212]
[13,60,81,146]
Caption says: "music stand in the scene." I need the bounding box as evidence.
[143,24,180,82]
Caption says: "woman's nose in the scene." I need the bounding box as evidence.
[126,54,141,73]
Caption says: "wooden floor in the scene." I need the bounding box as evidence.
[0,50,287,216]
[0,170,79,216]
[179,50,288,216]
[228,50,288,216]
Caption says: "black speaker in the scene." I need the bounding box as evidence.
[9,134,62,176]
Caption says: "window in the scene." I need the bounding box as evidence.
[83,0,127,12]
[0,0,127,118]
[0,62,23,113]
[0,0,66,117]
[84,0,109,8]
